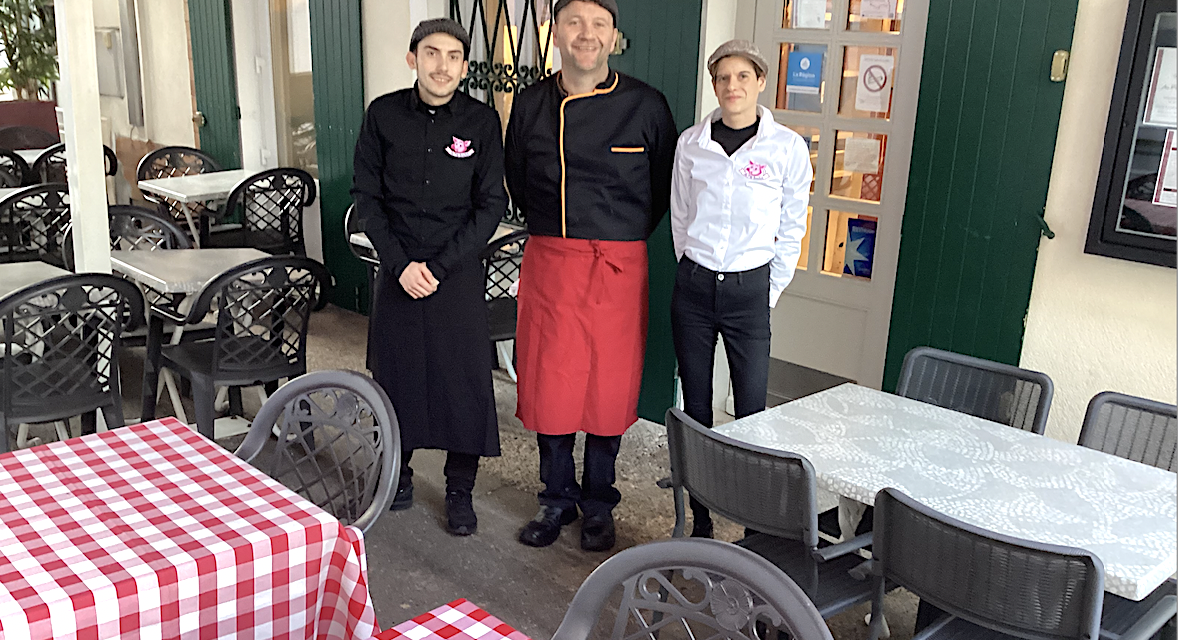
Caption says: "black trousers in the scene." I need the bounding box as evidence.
[537,433,623,518]
[399,449,480,493]
[671,257,772,523]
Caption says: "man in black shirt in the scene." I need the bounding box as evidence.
[351,18,506,536]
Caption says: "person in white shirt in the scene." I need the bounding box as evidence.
[670,40,812,538]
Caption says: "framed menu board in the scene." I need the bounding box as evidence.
[1087,0,1176,268]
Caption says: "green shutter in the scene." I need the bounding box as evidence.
[883,0,1078,390]
[188,0,241,169]
[308,0,367,311]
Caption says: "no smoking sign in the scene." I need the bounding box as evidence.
[863,65,888,92]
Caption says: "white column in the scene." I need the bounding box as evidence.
[56,0,111,274]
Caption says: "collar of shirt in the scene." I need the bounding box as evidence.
[410,83,458,117]
[693,105,775,156]
[556,69,619,98]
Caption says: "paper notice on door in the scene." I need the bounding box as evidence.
[843,137,881,174]
[793,0,827,28]
[859,0,896,20]
[855,54,894,113]
[1144,48,1177,127]
[1153,130,1177,207]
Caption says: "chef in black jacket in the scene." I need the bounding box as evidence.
[351,18,506,537]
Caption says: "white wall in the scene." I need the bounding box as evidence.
[695,0,756,121]
[363,0,446,105]
[1021,0,1177,443]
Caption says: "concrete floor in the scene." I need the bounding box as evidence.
[35,304,920,640]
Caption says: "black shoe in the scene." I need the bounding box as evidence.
[690,517,714,539]
[445,489,477,536]
[518,506,578,547]
[389,483,413,511]
[581,513,616,552]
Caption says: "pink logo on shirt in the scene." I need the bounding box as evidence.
[740,161,769,180]
[446,137,475,158]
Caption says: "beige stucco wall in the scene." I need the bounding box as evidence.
[1021,0,1178,443]
[363,0,447,105]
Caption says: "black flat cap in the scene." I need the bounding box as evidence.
[554,0,619,25]
[410,18,471,59]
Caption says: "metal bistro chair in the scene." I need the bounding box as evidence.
[0,274,144,453]
[136,145,223,242]
[235,370,400,534]
[897,346,1054,434]
[31,143,118,184]
[0,149,30,187]
[64,204,194,271]
[0,126,58,151]
[664,408,876,619]
[1079,391,1177,472]
[868,488,1105,640]
[480,229,527,382]
[0,184,70,267]
[552,538,833,640]
[140,256,330,440]
[206,168,316,256]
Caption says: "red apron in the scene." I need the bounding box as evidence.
[515,235,649,436]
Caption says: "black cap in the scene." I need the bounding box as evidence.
[409,18,471,59]
[554,0,619,26]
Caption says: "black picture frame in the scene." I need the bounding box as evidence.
[1086,0,1176,268]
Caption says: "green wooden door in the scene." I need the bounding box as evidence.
[882,0,1078,390]
[188,0,241,169]
[309,0,367,311]
[610,0,703,422]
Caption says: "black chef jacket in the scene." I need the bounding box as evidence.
[351,86,506,281]
[504,70,677,241]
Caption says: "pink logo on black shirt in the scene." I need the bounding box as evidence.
[446,137,475,158]
[740,161,769,180]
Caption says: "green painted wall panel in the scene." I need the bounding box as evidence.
[883,0,1078,390]
[309,0,368,311]
[188,0,241,169]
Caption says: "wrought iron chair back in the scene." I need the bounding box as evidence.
[221,168,316,256]
[1079,391,1178,472]
[31,143,118,184]
[0,126,58,151]
[236,370,401,533]
[0,184,71,267]
[0,274,144,453]
[551,538,833,640]
[0,150,30,186]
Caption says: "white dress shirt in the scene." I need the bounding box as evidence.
[671,105,812,308]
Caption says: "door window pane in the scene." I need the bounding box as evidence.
[838,46,898,120]
[785,124,820,193]
[783,0,832,29]
[822,211,878,279]
[271,0,317,178]
[776,44,827,113]
[847,0,903,33]
[831,131,887,202]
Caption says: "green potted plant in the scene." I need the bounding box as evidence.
[0,0,58,100]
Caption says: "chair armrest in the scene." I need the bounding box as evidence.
[811,532,873,563]
[1103,595,1177,640]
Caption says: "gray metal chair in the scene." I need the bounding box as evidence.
[664,408,875,619]
[206,168,316,256]
[63,204,193,272]
[136,145,224,243]
[1079,392,1177,472]
[551,538,833,640]
[0,183,70,267]
[897,346,1054,434]
[868,488,1104,640]
[480,229,527,381]
[235,370,400,533]
[31,143,118,184]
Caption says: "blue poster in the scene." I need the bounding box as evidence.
[786,51,823,95]
[843,218,877,279]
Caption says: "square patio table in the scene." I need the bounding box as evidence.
[110,247,268,294]
[136,168,250,205]
[375,599,530,640]
[0,417,379,639]
[0,261,69,300]
[714,383,1178,601]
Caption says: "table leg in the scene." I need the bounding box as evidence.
[141,315,164,420]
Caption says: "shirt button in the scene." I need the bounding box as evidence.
[428,148,432,153]
[425,179,431,185]
[717,274,725,281]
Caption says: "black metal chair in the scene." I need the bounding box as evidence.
[896,346,1054,434]
[0,274,144,453]
[1079,391,1177,472]
[0,184,71,267]
[0,150,30,186]
[480,229,527,381]
[552,538,833,640]
[64,204,193,270]
[664,408,876,619]
[235,370,400,533]
[0,126,58,151]
[868,488,1105,640]
[205,168,316,256]
[140,256,330,440]
[344,204,380,371]
[31,143,118,184]
[136,145,223,242]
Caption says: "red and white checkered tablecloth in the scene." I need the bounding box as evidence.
[374,599,530,640]
[0,417,379,640]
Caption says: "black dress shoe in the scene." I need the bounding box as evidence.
[581,513,616,552]
[518,506,578,547]
[389,483,414,511]
[690,517,714,539]
[445,489,477,536]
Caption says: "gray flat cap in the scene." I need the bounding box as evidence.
[410,18,471,59]
[554,0,619,25]
[707,40,768,77]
